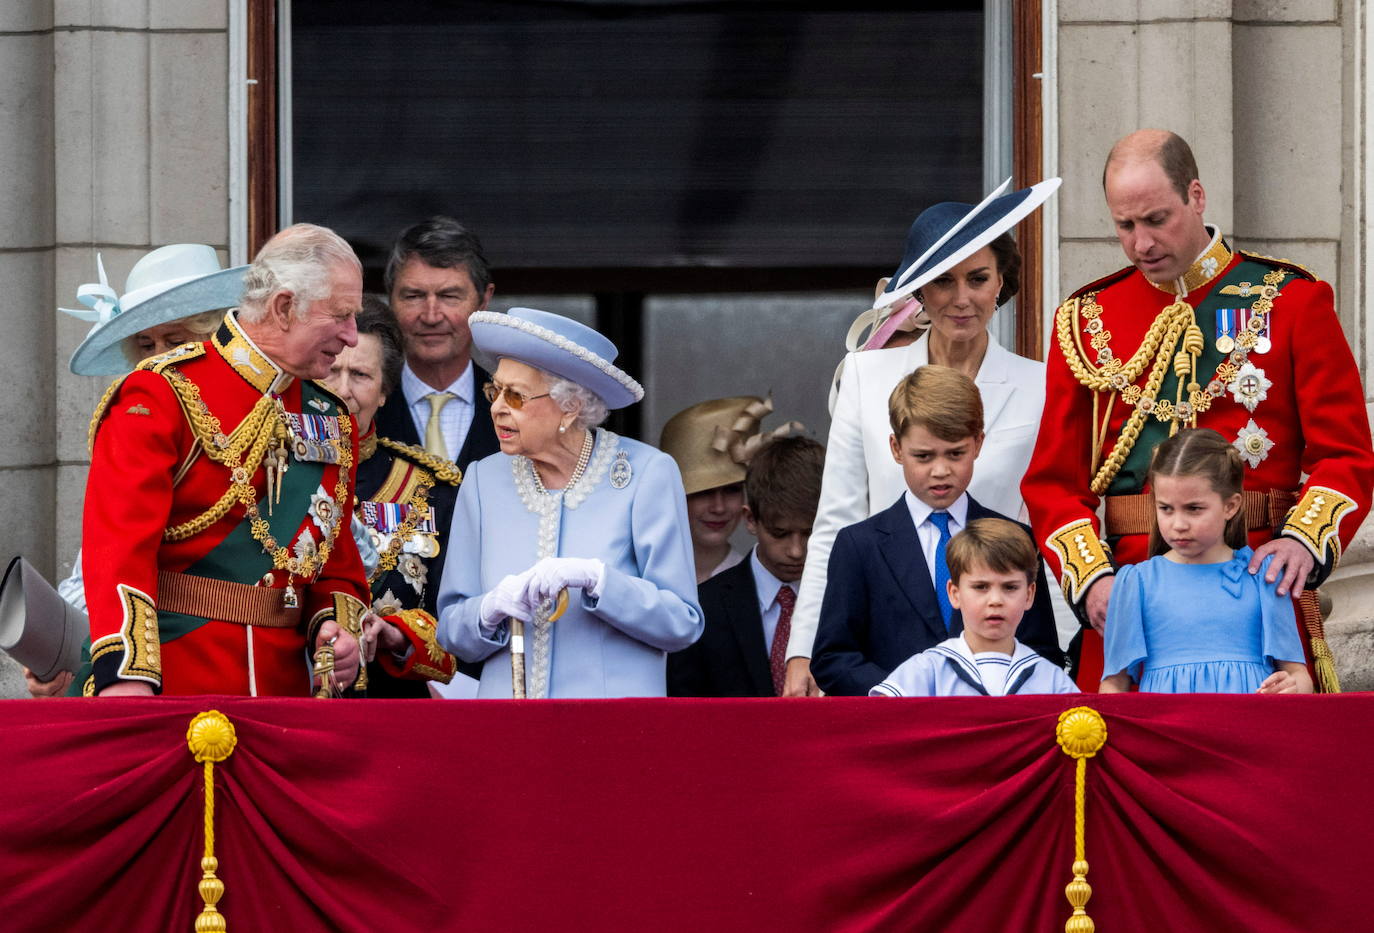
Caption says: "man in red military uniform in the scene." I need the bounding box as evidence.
[78,224,371,697]
[1022,129,1374,689]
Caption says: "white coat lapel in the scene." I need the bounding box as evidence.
[974,337,1015,433]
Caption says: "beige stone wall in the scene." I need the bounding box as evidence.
[1053,0,1374,688]
[0,0,230,696]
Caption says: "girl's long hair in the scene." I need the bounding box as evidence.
[1146,428,1248,557]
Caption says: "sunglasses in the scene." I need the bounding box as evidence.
[483,381,552,410]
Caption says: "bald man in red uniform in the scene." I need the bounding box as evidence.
[1022,130,1374,689]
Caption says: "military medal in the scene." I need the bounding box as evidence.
[1215,307,1236,354]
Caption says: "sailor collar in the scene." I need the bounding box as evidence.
[1150,224,1233,297]
[928,636,1045,696]
[212,312,292,395]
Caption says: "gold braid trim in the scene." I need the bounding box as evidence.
[156,368,354,579]
[379,437,463,485]
[161,371,280,541]
[1281,485,1356,570]
[1057,294,1182,390]
[390,608,455,682]
[86,375,128,456]
[1055,295,1194,494]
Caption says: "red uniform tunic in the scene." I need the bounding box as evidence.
[80,314,370,696]
[1022,235,1374,687]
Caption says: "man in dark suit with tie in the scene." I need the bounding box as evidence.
[669,437,825,697]
[373,217,501,473]
[811,366,1063,696]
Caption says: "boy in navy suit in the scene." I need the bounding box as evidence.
[669,437,825,697]
[812,366,1062,696]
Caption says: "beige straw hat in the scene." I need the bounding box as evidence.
[659,396,803,496]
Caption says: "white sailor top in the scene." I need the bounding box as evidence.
[871,635,1078,697]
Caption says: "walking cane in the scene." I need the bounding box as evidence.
[509,589,569,698]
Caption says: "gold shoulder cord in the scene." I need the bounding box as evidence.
[162,370,280,541]
[157,368,354,582]
[379,436,463,485]
[86,375,128,456]
[1056,294,1193,493]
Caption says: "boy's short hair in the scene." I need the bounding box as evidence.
[744,436,825,526]
[946,518,1038,584]
[887,365,984,441]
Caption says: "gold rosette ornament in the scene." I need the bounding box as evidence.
[1056,706,1108,933]
[187,710,238,932]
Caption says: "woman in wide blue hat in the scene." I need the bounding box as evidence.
[430,308,702,697]
[784,178,1063,695]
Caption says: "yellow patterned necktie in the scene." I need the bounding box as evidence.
[423,391,456,458]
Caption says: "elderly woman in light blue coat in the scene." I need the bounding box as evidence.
[435,308,702,697]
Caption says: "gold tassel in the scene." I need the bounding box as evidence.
[1312,637,1342,694]
[1299,590,1342,694]
[187,711,238,932]
[1056,707,1108,933]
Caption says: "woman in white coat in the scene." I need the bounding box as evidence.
[784,179,1061,694]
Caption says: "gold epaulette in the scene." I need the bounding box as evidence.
[378,437,463,485]
[1237,250,1319,282]
[1067,265,1135,300]
[138,341,207,372]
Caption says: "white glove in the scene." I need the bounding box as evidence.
[478,572,535,637]
[520,557,607,610]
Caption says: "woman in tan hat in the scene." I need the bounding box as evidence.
[660,396,788,584]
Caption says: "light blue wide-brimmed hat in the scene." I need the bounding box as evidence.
[875,176,1062,311]
[63,243,248,376]
[469,307,644,410]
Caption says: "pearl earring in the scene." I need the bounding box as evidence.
[559,424,567,434]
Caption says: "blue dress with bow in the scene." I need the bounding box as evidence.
[1103,547,1306,693]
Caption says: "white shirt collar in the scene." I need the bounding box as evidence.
[749,548,791,614]
[401,359,473,409]
[903,489,969,531]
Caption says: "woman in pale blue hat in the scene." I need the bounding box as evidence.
[428,308,702,697]
[785,178,1064,695]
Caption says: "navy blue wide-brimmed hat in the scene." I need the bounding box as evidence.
[876,177,1061,310]
[469,307,645,409]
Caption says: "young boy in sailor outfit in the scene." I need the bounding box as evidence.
[871,518,1077,697]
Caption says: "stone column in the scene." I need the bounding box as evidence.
[0,0,231,697]
[0,1,57,697]
[1055,0,1236,299]
[1052,0,1374,688]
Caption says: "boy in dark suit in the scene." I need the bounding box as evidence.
[668,437,825,697]
[812,365,1062,696]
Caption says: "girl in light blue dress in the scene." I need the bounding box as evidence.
[1101,429,1312,694]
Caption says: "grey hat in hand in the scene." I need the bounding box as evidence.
[0,556,88,682]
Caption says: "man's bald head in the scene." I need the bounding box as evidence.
[1103,129,1200,203]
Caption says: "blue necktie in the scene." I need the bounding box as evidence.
[930,511,954,630]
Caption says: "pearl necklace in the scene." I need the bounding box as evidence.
[531,430,593,494]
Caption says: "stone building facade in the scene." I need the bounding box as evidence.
[2,0,1372,694]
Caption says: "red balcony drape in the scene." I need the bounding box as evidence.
[1,695,1368,932]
